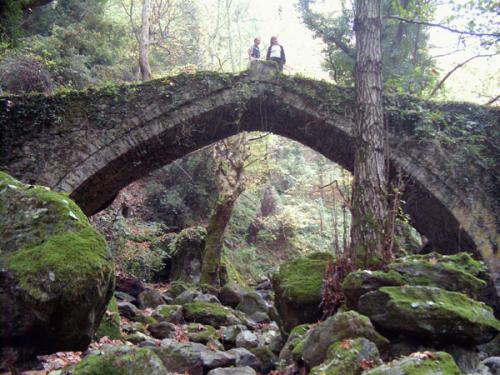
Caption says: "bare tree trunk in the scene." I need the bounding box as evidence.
[200,134,249,288]
[350,0,387,268]
[139,0,152,81]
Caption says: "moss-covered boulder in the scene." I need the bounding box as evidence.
[310,338,381,375]
[169,226,206,283]
[152,304,183,324]
[95,297,121,340]
[183,301,242,328]
[0,172,114,356]
[271,252,333,331]
[71,346,167,375]
[364,351,462,375]
[358,286,500,345]
[302,310,389,367]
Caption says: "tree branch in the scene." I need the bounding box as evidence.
[485,93,500,106]
[429,53,499,98]
[385,15,500,38]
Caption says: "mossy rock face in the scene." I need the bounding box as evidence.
[152,304,183,324]
[249,346,278,373]
[310,338,381,375]
[95,297,121,340]
[169,226,206,283]
[342,270,405,310]
[187,323,218,344]
[271,252,333,331]
[302,310,389,368]
[183,301,242,328]
[358,286,500,345]
[364,351,462,375]
[343,252,497,311]
[72,346,166,375]
[278,323,311,365]
[0,172,114,355]
[388,252,490,301]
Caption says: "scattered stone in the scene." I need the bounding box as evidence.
[117,301,140,319]
[138,339,159,348]
[137,288,165,309]
[357,286,500,345]
[183,302,242,328]
[302,310,389,367]
[476,357,500,375]
[152,339,204,375]
[228,348,261,370]
[175,289,202,305]
[444,344,481,374]
[152,304,183,324]
[187,323,218,344]
[479,334,500,357]
[194,293,222,304]
[363,351,462,375]
[71,345,166,375]
[272,252,333,331]
[250,346,278,373]
[256,278,272,291]
[114,291,136,303]
[116,275,145,297]
[236,330,259,349]
[208,366,256,375]
[126,331,151,344]
[165,280,197,299]
[148,321,177,339]
[0,172,115,356]
[248,311,271,324]
[222,325,247,346]
[236,292,269,316]
[219,283,244,308]
[310,338,381,375]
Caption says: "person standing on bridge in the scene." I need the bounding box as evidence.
[266,36,286,71]
[248,37,261,60]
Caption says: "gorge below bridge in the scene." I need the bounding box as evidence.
[1,61,498,288]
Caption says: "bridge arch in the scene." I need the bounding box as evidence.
[1,62,498,276]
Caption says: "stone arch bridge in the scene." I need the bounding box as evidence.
[0,61,498,275]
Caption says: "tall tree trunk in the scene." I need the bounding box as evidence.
[139,0,152,81]
[350,0,387,268]
[200,134,249,288]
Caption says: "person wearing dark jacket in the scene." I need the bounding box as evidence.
[248,37,261,60]
[266,36,286,71]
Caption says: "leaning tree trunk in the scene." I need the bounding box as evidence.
[200,134,249,288]
[139,0,152,81]
[350,0,387,268]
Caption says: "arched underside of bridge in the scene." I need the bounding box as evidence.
[0,62,498,275]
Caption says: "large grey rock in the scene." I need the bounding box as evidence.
[279,324,311,364]
[219,283,243,308]
[0,172,114,357]
[148,321,177,339]
[222,325,247,345]
[208,367,256,375]
[169,226,206,283]
[137,288,165,309]
[183,302,242,328]
[152,304,183,324]
[152,339,204,375]
[476,357,500,375]
[228,348,261,370]
[175,289,202,305]
[236,292,269,316]
[302,310,389,367]
[117,301,140,319]
[358,286,500,345]
[236,330,259,349]
[194,293,221,304]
